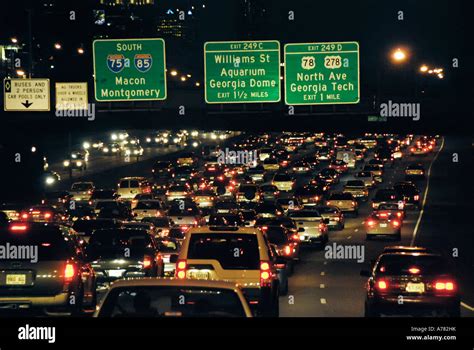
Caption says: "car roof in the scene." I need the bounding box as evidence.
[187,226,261,235]
[108,277,242,290]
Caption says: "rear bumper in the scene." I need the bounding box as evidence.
[367,295,460,314]
[0,292,69,308]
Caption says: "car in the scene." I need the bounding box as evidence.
[354,171,376,188]
[102,142,122,156]
[132,200,166,220]
[172,166,196,183]
[317,168,339,186]
[259,184,280,201]
[141,216,173,237]
[166,184,191,202]
[372,189,404,210]
[123,145,144,157]
[193,189,216,209]
[316,147,333,161]
[405,163,425,180]
[155,237,181,276]
[40,191,72,209]
[167,202,203,229]
[276,197,302,212]
[95,200,133,220]
[19,205,68,223]
[262,225,299,272]
[236,184,261,203]
[314,205,345,230]
[365,211,402,240]
[72,218,122,243]
[239,209,257,227]
[86,228,164,291]
[70,182,95,202]
[131,193,156,209]
[254,202,284,218]
[246,165,265,183]
[329,159,348,173]
[393,182,421,209]
[263,158,280,172]
[0,222,96,315]
[287,209,329,246]
[117,177,151,200]
[410,144,431,156]
[374,203,405,221]
[176,152,197,166]
[363,164,383,183]
[94,278,253,317]
[343,180,369,201]
[292,160,311,174]
[272,173,294,192]
[326,192,358,216]
[175,226,280,317]
[63,153,87,171]
[361,252,460,317]
[152,161,173,179]
[294,185,324,206]
[214,199,239,214]
[208,212,245,227]
[88,189,120,207]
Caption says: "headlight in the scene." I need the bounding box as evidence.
[77,161,83,166]
[63,160,70,167]
[45,176,55,185]
[111,133,118,140]
[146,138,151,142]
[163,138,169,143]
[103,148,109,152]
[192,141,199,148]
[173,138,179,143]
[83,142,90,149]
[125,150,131,155]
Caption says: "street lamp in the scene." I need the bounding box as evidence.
[11,37,18,44]
[180,76,187,82]
[77,47,84,54]
[54,43,62,50]
[419,65,428,73]
[170,70,178,76]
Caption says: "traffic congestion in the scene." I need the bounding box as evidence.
[0,131,465,318]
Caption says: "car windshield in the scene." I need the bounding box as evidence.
[329,193,353,200]
[273,174,290,181]
[288,210,321,218]
[346,180,365,187]
[188,233,259,270]
[98,286,246,317]
[87,229,150,257]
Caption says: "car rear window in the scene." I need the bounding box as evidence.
[135,201,162,210]
[129,181,140,188]
[87,229,150,257]
[288,210,321,218]
[329,193,353,200]
[98,286,245,317]
[346,180,364,187]
[265,227,288,245]
[377,255,450,275]
[187,233,259,270]
[273,174,290,181]
[72,183,92,191]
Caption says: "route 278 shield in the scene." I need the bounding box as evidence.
[107,54,126,73]
[134,54,153,73]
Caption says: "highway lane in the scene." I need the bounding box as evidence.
[280,138,474,317]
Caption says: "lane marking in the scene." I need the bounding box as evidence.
[410,137,445,247]
[461,302,474,312]
[354,228,359,232]
[320,271,325,276]
[320,284,325,289]
[320,298,327,304]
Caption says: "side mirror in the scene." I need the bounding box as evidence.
[169,255,178,263]
[360,270,371,277]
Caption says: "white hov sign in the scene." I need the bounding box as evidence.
[3,78,50,111]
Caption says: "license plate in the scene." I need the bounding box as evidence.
[6,274,26,285]
[190,271,210,280]
[107,269,126,278]
[406,282,425,293]
[380,223,388,228]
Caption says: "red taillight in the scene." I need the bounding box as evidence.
[377,280,388,290]
[392,220,400,227]
[434,281,455,291]
[409,267,420,274]
[44,212,52,219]
[284,245,292,256]
[176,259,187,279]
[366,220,375,227]
[414,195,419,201]
[410,148,415,152]
[291,233,300,241]
[10,224,28,232]
[260,261,272,287]
[143,256,152,268]
[64,263,75,282]
[396,212,402,217]
[21,213,29,219]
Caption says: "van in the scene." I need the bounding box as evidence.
[117,177,150,200]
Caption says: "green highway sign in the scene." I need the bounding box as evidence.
[284,41,359,105]
[368,115,387,122]
[204,40,281,104]
[93,38,166,102]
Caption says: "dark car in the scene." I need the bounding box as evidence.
[0,222,97,315]
[97,201,133,221]
[208,212,245,227]
[361,252,460,317]
[152,161,173,179]
[393,182,421,209]
[372,189,404,210]
[294,185,325,206]
[72,218,122,243]
[86,228,164,290]
[254,202,284,218]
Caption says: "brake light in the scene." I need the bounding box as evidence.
[284,245,292,256]
[366,220,375,227]
[396,212,402,217]
[434,281,455,291]
[392,220,400,227]
[176,259,187,279]
[409,267,420,274]
[377,280,388,290]
[143,256,152,268]
[411,148,415,152]
[291,233,300,241]
[44,212,52,219]
[260,261,272,287]
[10,224,28,232]
[64,263,75,282]
[414,195,419,201]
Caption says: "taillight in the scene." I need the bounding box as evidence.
[260,261,272,287]
[176,259,187,279]
[21,213,29,220]
[10,224,28,232]
[291,233,300,241]
[376,280,388,290]
[64,263,75,282]
[410,148,415,152]
[284,245,292,256]
[143,256,152,268]
[434,281,455,291]
[366,220,375,227]
[396,212,402,218]
[392,220,400,227]
[414,195,419,201]
[44,212,52,219]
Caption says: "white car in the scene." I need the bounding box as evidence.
[132,200,166,220]
[70,182,95,201]
[272,173,294,192]
[287,209,329,245]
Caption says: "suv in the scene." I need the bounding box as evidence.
[176,226,280,316]
[117,177,151,200]
[0,222,97,315]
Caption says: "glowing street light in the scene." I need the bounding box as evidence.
[195,82,200,87]
[54,43,62,50]
[419,65,429,73]
[11,37,18,44]
[180,76,187,82]
[170,70,178,76]
[77,47,84,54]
